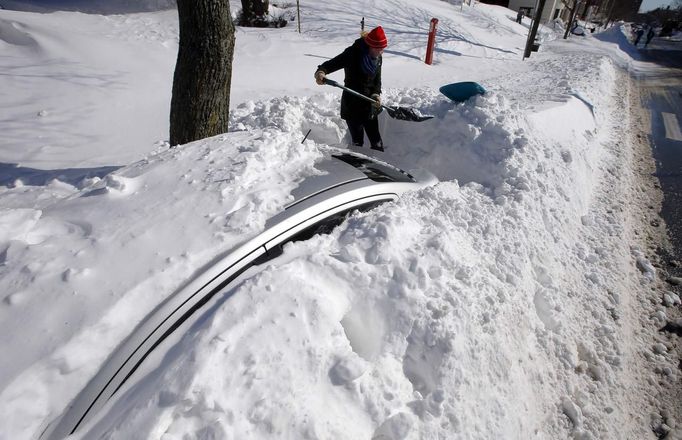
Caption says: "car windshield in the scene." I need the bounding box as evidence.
[332,153,414,182]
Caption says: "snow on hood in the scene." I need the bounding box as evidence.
[0,2,675,439]
[5,53,652,440]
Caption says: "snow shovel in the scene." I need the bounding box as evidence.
[439,81,486,103]
[323,78,433,122]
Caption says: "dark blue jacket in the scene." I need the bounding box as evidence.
[318,38,382,121]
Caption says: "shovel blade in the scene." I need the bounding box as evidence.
[385,106,434,122]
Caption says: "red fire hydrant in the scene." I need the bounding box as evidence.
[425,18,438,65]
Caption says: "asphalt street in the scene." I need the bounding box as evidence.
[638,45,682,264]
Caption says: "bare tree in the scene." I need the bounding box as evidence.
[169,0,235,146]
[562,0,583,39]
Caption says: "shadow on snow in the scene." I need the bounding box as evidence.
[0,162,121,187]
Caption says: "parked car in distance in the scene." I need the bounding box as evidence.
[571,24,586,36]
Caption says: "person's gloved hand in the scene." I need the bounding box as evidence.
[314,70,326,85]
[370,93,382,109]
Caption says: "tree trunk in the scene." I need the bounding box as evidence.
[170,0,235,146]
[254,0,269,16]
[524,0,547,58]
[563,0,581,39]
[241,0,253,23]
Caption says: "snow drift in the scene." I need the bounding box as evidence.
[0,0,678,439]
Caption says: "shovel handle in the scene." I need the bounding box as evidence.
[323,78,381,107]
[322,78,432,122]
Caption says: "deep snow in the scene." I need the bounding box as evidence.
[0,0,680,439]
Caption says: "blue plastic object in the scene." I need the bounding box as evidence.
[439,81,486,103]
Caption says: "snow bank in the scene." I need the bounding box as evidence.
[0,0,676,439]
[0,129,325,437]
[66,56,658,440]
[0,10,177,169]
[0,0,176,14]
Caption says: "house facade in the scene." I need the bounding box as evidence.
[508,0,566,23]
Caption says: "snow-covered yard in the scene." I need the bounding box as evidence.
[0,0,679,439]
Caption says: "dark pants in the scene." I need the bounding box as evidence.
[346,118,383,151]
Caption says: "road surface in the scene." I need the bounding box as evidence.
[637,47,682,264]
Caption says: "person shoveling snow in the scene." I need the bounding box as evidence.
[314,26,433,152]
[314,26,389,152]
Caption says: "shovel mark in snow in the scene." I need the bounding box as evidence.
[402,324,448,396]
[533,289,560,331]
[341,303,384,362]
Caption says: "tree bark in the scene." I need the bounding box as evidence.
[241,0,253,23]
[170,0,235,146]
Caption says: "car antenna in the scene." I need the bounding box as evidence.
[301,128,311,143]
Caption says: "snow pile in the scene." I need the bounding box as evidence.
[0,130,325,436]
[0,0,678,439]
[69,59,659,440]
[0,10,177,169]
[0,0,176,14]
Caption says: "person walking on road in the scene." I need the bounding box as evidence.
[634,27,644,46]
[645,26,656,47]
[314,26,388,152]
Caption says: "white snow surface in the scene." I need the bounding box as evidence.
[0,0,678,439]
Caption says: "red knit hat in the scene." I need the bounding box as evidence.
[364,26,388,49]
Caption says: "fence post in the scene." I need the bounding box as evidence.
[425,18,438,65]
[297,0,301,33]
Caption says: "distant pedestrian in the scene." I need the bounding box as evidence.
[634,27,644,46]
[516,9,523,24]
[645,27,655,47]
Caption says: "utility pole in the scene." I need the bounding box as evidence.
[563,0,583,39]
[523,0,547,59]
[605,0,616,28]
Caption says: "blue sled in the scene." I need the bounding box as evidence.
[439,81,486,103]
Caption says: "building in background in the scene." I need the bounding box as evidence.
[478,0,510,6]
[507,0,566,23]
[477,0,627,26]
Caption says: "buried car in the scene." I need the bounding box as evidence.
[41,150,437,439]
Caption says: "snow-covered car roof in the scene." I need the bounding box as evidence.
[41,151,437,440]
